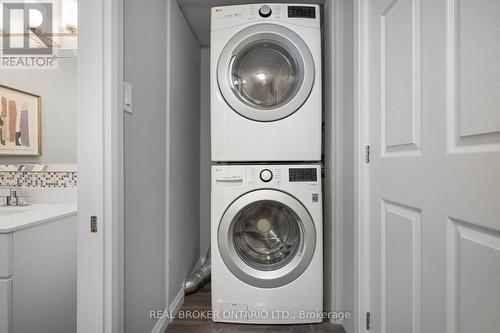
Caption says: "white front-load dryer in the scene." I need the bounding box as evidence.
[211,4,322,162]
[211,164,323,324]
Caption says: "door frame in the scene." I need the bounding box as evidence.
[353,0,370,332]
[76,0,369,332]
[77,0,124,332]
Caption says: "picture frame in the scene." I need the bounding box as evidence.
[0,84,42,156]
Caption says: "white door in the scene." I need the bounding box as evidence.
[368,0,500,332]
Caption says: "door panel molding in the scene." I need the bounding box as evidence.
[380,0,422,157]
[446,0,500,153]
[446,218,500,333]
[381,200,422,333]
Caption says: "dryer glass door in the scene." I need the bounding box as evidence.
[230,41,300,110]
[218,24,315,122]
[218,189,316,288]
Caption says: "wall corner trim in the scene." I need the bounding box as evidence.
[170,287,185,317]
[150,307,170,333]
[151,287,185,333]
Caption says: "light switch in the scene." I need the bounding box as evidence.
[124,81,133,114]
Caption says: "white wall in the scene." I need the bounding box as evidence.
[0,58,77,164]
[123,0,167,331]
[339,1,355,332]
[199,47,211,257]
[168,0,201,304]
[324,1,355,332]
[122,2,353,332]
[323,0,335,318]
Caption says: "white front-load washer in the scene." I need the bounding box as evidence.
[211,164,323,324]
[211,4,322,162]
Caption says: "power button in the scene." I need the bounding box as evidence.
[259,5,272,18]
[260,169,273,182]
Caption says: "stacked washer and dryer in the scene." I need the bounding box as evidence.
[210,3,323,324]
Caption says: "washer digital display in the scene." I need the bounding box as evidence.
[289,168,317,182]
[287,6,316,19]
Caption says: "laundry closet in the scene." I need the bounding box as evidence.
[125,0,355,331]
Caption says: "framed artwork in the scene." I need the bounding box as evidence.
[0,85,42,156]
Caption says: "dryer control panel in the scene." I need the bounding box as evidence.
[211,4,320,31]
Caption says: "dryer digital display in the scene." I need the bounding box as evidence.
[287,6,316,19]
[289,168,317,182]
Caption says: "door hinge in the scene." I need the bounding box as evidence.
[365,145,370,163]
[366,312,371,330]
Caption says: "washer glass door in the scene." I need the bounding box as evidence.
[218,24,315,122]
[233,200,301,271]
[218,190,316,288]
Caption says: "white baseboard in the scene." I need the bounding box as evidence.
[151,255,205,333]
[151,288,185,333]
[150,307,170,333]
[169,288,185,318]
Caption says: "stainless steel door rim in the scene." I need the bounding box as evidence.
[217,23,315,122]
[218,189,316,288]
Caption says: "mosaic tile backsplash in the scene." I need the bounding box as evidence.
[0,164,77,188]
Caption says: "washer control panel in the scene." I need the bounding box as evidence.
[249,166,282,186]
[213,165,321,191]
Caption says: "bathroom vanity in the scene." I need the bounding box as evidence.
[0,204,77,333]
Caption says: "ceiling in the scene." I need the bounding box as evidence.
[177,0,325,47]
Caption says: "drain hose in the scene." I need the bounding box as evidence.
[184,247,211,294]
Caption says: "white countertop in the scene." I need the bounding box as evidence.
[0,204,77,233]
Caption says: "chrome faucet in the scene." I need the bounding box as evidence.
[7,188,18,206]
[0,188,30,206]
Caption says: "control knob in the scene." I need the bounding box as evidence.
[260,169,273,182]
[259,5,272,18]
